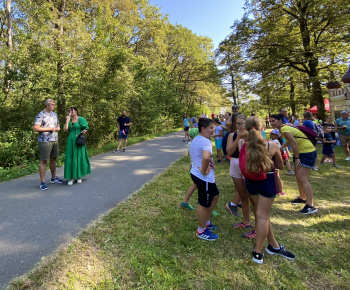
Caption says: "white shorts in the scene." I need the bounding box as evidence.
[230,158,242,179]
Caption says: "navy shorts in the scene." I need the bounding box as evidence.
[293,150,317,168]
[119,130,128,139]
[322,145,334,156]
[190,173,219,207]
[245,172,278,198]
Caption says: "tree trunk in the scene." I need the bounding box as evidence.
[55,0,66,120]
[289,78,295,115]
[298,1,326,120]
[230,72,238,105]
[5,0,12,97]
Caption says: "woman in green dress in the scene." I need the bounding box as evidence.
[64,107,91,185]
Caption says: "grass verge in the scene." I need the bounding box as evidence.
[0,129,179,183]
[8,143,350,289]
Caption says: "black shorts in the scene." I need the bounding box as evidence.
[245,172,278,198]
[184,126,190,131]
[190,173,219,207]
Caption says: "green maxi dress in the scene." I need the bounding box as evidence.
[64,117,91,179]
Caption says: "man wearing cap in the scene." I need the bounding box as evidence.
[335,110,350,161]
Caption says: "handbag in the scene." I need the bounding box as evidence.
[76,133,86,146]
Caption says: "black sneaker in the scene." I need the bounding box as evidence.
[300,204,318,214]
[226,203,239,216]
[237,203,242,208]
[252,248,263,264]
[291,197,306,205]
[265,244,295,260]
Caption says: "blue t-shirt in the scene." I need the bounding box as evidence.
[283,117,290,124]
[183,118,190,127]
[303,120,315,130]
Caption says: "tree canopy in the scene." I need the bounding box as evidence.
[0,0,224,167]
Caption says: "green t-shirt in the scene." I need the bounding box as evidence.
[280,126,315,153]
[335,117,350,136]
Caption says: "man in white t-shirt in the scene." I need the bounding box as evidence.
[190,118,220,241]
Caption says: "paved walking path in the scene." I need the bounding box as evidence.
[0,132,187,288]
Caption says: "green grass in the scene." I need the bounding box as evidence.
[0,129,179,183]
[8,143,350,289]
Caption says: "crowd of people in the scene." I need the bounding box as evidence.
[182,104,350,264]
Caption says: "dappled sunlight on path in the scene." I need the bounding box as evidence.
[0,131,187,288]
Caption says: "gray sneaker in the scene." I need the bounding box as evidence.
[312,166,319,171]
[333,164,340,168]
[226,203,239,216]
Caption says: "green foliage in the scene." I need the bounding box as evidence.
[218,1,350,117]
[0,0,225,168]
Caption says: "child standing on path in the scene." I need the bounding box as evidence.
[182,113,191,142]
[190,118,220,241]
[320,124,340,168]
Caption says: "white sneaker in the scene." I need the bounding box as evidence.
[77,179,82,184]
[68,179,74,186]
[345,156,350,161]
[312,166,319,171]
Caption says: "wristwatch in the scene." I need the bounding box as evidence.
[294,156,300,159]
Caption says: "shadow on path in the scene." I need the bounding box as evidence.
[0,132,187,288]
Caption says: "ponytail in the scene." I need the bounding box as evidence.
[245,117,273,174]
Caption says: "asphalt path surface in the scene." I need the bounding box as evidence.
[0,132,187,288]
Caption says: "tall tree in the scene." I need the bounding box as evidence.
[243,0,350,119]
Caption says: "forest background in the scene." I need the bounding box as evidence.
[1,0,350,171]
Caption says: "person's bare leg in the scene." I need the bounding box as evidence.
[343,145,350,157]
[332,154,336,164]
[295,167,313,206]
[233,177,250,225]
[124,138,127,149]
[183,183,197,203]
[253,195,276,253]
[218,149,223,162]
[39,160,47,183]
[49,157,57,179]
[276,170,283,192]
[116,138,123,151]
[232,190,241,204]
[197,205,209,228]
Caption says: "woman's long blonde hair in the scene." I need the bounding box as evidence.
[245,116,273,174]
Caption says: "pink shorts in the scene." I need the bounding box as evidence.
[230,158,242,179]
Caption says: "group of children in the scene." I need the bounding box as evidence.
[179,112,342,265]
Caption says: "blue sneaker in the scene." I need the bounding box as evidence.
[206,221,219,231]
[50,176,63,184]
[196,228,218,241]
[40,182,48,190]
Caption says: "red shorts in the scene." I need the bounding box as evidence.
[281,150,289,161]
